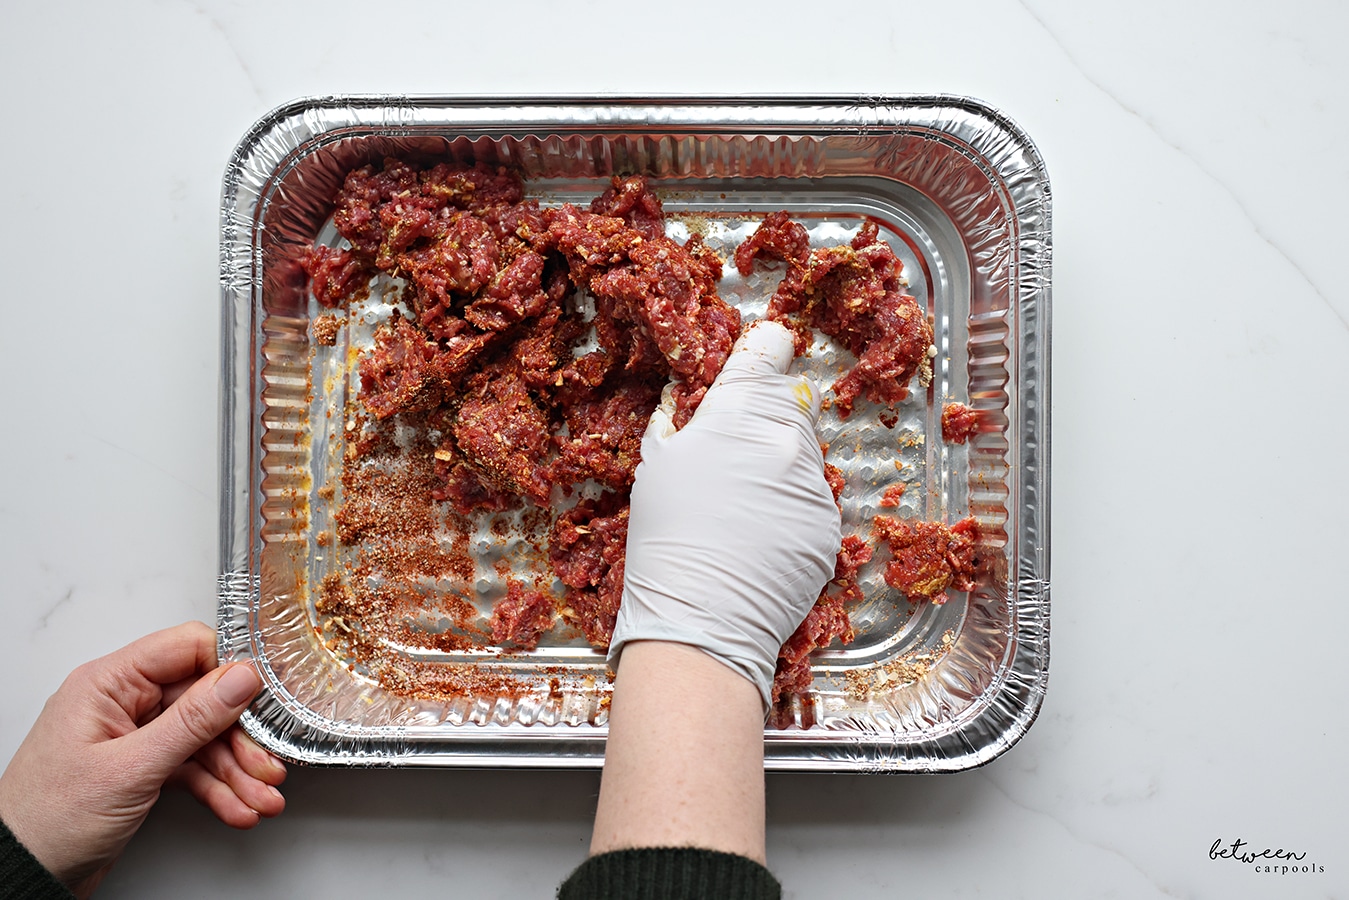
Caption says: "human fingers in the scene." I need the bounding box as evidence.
[100,622,219,726]
[640,381,678,447]
[228,726,288,788]
[123,662,262,779]
[117,621,218,686]
[692,320,824,430]
[169,759,266,830]
[134,674,199,727]
[716,318,796,377]
[640,320,818,459]
[50,624,216,740]
[189,733,286,819]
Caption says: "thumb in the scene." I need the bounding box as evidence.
[694,319,824,428]
[641,381,679,448]
[126,662,261,777]
[717,318,796,378]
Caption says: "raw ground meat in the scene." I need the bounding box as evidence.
[734,209,810,273]
[310,164,743,653]
[539,196,740,422]
[823,461,845,509]
[358,317,459,420]
[941,402,979,444]
[548,494,630,648]
[879,482,907,508]
[309,165,981,707]
[489,582,558,650]
[546,374,662,492]
[771,591,853,703]
[451,361,553,505]
[770,534,873,703]
[741,213,935,418]
[301,245,375,309]
[311,313,343,346]
[872,515,980,605]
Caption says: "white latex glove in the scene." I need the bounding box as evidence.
[610,319,843,709]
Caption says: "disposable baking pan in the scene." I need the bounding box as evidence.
[218,96,1051,772]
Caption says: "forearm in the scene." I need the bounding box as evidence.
[590,640,767,864]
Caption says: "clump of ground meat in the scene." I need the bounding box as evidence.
[321,164,738,487]
[538,199,739,427]
[589,173,667,241]
[941,402,979,444]
[734,209,811,273]
[769,534,873,704]
[766,460,868,700]
[548,494,629,648]
[823,461,846,510]
[879,483,907,508]
[546,374,662,493]
[772,592,853,703]
[776,537,871,696]
[358,317,460,420]
[489,582,558,651]
[872,515,980,605]
[301,246,375,309]
[451,360,554,506]
[311,313,343,346]
[739,213,934,418]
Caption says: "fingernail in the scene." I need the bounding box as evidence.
[215,663,261,707]
[262,751,287,778]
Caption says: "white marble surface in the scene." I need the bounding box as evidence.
[2,1,1346,897]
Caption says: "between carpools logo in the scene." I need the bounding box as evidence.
[1210,838,1325,875]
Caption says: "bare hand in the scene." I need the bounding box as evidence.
[0,622,286,897]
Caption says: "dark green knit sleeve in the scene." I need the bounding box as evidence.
[558,847,781,900]
[0,817,74,900]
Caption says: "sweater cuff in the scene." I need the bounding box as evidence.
[558,847,781,900]
[0,816,75,900]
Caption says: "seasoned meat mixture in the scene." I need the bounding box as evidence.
[305,172,982,706]
[872,515,980,605]
[740,214,935,418]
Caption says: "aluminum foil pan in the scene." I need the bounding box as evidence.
[218,96,1051,772]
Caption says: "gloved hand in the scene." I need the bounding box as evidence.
[611,319,843,709]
